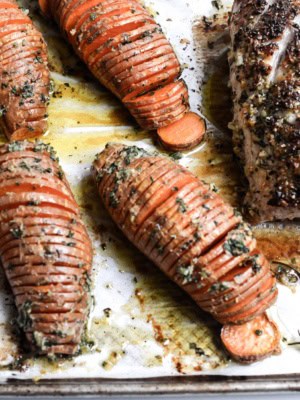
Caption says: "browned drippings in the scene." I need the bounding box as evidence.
[254,227,300,269]
[127,255,228,373]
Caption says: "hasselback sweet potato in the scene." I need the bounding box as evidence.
[39,0,205,150]
[92,143,281,362]
[0,140,92,356]
[0,0,50,140]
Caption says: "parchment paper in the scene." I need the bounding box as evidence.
[0,0,299,381]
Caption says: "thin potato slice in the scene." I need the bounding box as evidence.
[221,313,281,363]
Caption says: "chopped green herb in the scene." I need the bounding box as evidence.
[176,197,187,213]
[27,199,40,206]
[180,240,193,251]
[10,227,23,239]
[108,190,119,208]
[33,331,56,350]
[11,86,17,95]
[177,264,194,285]
[83,271,92,292]
[33,141,58,162]
[223,228,250,257]
[130,187,136,196]
[155,244,164,255]
[198,268,210,279]
[249,255,261,273]
[107,162,118,174]
[209,282,229,293]
[0,105,6,117]
[16,300,32,330]
[7,141,24,152]
[224,238,249,256]
[96,171,104,183]
[51,330,67,338]
[170,152,182,160]
[34,55,44,64]
[116,168,131,183]
[122,145,148,165]
[57,169,64,180]
[19,161,30,171]
[21,82,34,99]
[40,93,48,103]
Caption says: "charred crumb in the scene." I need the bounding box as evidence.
[52,90,63,99]
[211,0,223,10]
[189,342,206,356]
[202,16,213,32]
[255,329,263,336]
[103,308,112,318]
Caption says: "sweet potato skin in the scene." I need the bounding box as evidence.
[0,0,50,140]
[0,140,92,356]
[92,143,280,363]
[93,143,277,326]
[39,0,191,132]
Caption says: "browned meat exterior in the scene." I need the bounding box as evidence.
[229,0,300,222]
[0,140,92,356]
[38,0,191,132]
[92,143,277,326]
[0,0,50,140]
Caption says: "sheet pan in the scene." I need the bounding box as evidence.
[0,0,299,392]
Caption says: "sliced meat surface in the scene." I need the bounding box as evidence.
[229,0,300,222]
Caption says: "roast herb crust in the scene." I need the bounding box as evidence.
[229,0,300,221]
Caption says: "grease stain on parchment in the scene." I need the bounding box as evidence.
[74,176,228,373]
[128,265,228,373]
